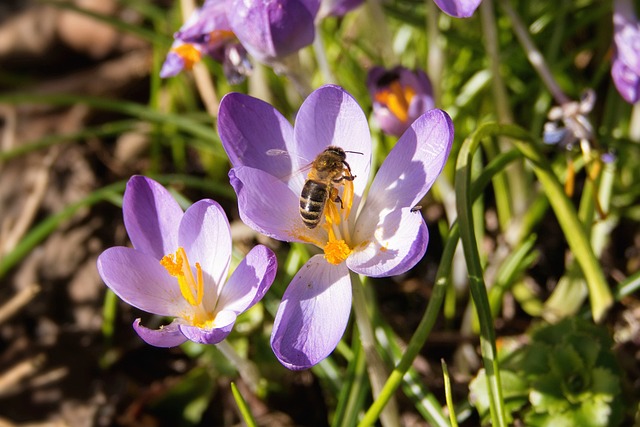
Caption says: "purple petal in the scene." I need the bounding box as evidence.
[160,51,187,78]
[612,52,640,104]
[218,92,305,191]
[347,210,428,277]
[293,85,372,211]
[179,200,232,309]
[176,1,231,44]
[218,245,277,314]
[271,255,351,370]
[97,247,190,316]
[318,0,363,17]
[179,310,237,344]
[358,109,453,223]
[123,176,183,260]
[613,0,640,75]
[228,0,316,62]
[433,0,482,18]
[133,318,188,347]
[229,166,327,244]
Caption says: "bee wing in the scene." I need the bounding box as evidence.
[266,148,313,181]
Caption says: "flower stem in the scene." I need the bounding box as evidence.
[499,0,570,105]
[216,340,262,394]
[313,26,336,85]
[179,0,219,116]
[350,272,400,427]
[426,0,443,105]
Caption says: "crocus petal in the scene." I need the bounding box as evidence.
[613,0,640,75]
[433,0,482,18]
[612,54,640,103]
[229,166,327,244]
[347,209,428,277]
[97,247,190,316]
[293,85,372,209]
[357,109,453,229]
[218,92,305,191]
[228,0,317,63]
[133,318,188,347]
[179,200,232,308]
[176,0,231,43]
[179,310,237,344]
[123,176,183,260]
[218,245,277,314]
[271,255,352,370]
[160,51,187,78]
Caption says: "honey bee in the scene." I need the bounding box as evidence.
[300,146,357,229]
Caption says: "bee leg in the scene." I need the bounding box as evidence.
[329,187,344,209]
[333,174,355,183]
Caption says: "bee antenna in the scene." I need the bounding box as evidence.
[344,150,364,155]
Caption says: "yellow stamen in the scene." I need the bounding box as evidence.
[324,239,352,265]
[172,44,202,70]
[321,176,356,265]
[374,81,416,123]
[160,247,204,307]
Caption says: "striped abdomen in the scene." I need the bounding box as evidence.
[299,180,329,229]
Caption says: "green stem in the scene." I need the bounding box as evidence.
[351,272,400,427]
[456,126,507,427]
[217,340,262,394]
[359,149,522,427]
[230,382,258,427]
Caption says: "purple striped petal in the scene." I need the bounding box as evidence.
[433,0,482,18]
[179,200,232,309]
[179,310,237,344]
[133,318,188,347]
[357,109,453,226]
[347,209,428,277]
[293,85,372,211]
[271,255,351,370]
[97,247,189,316]
[123,176,183,260]
[229,166,327,244]
[612,53,640,103]
[218,92,305,191]
[228,0,316,62]
[218,245,277,314]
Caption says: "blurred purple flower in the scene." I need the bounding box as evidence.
[318,0,364,18]
[162,0,321,81]
[160,1,252,84]
[612,0,640,103]
[227,0,320,63]
[97,176,277,347]
[433,0,482,18]
[218,85,453,369]
[367,66,435,137]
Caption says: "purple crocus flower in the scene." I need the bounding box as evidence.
[161,0,252,84]
[612,0,640,103]
[227,0,320,63]
[218,85,453,369]
[433,0,481,18]
[97,176,277,347]
[367,66,435,137]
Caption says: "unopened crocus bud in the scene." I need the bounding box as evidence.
[367,66,435,137]
[228,0,320,63]
[612,0,640,103]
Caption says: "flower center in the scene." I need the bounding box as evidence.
[172,43,202,70]
[375,80,416,123]
[322,179,355,265]
[160,247,213,327]
[208,30,236,48]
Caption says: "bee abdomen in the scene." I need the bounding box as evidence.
[299,180,329,229]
